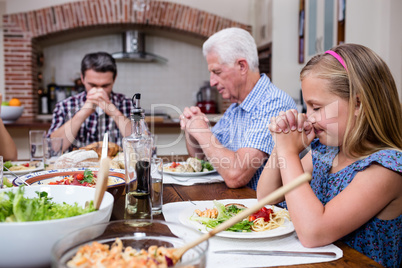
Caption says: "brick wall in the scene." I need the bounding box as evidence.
[3,0,250,119]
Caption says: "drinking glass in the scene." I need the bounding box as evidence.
[151,134,158,158]
[150,157,163,215]
[43,137,63,167]
[29,130,46,162]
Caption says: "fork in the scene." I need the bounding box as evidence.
[3,166,30,186]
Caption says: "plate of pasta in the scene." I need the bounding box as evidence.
[3,161,44,175]
[178,199,294,239]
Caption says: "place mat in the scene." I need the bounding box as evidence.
[163,199,343,268]
[154,168,224,186]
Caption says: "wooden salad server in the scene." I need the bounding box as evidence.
[93,133,110,210]
[93,157,110,210]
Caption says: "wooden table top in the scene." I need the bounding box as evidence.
[111,182,383,268]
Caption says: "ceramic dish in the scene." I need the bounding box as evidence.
[52,220,208,268]
[0,185,114,268]
[178,199,294,239]
[12,168,127,200]
[162,162,217,177]
[3,161,44,175]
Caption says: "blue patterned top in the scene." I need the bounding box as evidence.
[308,139,401,268]
[212,74,296,190]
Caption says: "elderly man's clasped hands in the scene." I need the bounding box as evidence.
[179,106,210,135]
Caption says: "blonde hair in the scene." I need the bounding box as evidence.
[300,43,402,157]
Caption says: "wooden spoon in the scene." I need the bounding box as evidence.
[93,158,110,209]
[170,172,312,262]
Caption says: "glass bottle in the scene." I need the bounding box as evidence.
[123,93,153,220]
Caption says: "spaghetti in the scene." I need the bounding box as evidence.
[251,207,290,232]
[191,201,290,233]
[67,238,178,268]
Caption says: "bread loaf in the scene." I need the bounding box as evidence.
[80,141,121,157]
[54,150,99,169]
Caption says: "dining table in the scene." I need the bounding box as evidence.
[109,156,384,268]
[8,156,383,267]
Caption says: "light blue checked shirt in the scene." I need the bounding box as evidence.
[212,74,297,190]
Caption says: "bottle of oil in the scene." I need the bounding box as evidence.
[123,93,153,220]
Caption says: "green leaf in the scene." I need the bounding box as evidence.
[81,169,94,184]
[190,200,252,233]
[0,186,95,222]
[2,177,13,188]
[3,161,13,171]
[201,160,214,171]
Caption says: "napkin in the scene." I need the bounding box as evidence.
[154,169,224,186]
[162,199,343,268]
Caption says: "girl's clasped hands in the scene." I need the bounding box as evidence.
[268,109,314,156]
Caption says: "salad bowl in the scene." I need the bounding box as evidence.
[0,185,114,268]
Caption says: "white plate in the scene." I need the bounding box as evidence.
[178,199,294,239]
[162,162,217,177]
[3,161,44,175]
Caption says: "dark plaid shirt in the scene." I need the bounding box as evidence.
[48,91,133,151]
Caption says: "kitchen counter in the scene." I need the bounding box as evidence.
[4,118,52,129]
[4,118,182,129]
[4,117,187,160]
[5,114,221,159]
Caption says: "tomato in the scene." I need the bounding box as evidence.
[250,207,273,222]
[170,162,181,168]
[23,163,30,167]
[248,215,256,222]
[71,177,81,185]
[76,173,84,181]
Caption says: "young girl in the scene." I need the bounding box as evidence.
[257,43,401,268]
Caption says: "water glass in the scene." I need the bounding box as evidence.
[29,130,46,162]
[0,156,3,188]
[43,137,63,167]
[151,134,158,158]
[150,157,163,215]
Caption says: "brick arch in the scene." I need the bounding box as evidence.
[3,0,250,118]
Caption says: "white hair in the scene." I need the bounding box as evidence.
[202,27,259,71]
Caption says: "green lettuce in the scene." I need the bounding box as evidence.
[190,200,253,232]
[200,160,214,171]
[0,186,95,222]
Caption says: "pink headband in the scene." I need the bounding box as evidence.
[325,50,347,71]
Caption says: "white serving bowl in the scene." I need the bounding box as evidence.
[52,220,208,268]
[0,185,114,268]
[0,105,24,123]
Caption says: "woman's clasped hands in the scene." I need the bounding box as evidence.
[269,109,315,156]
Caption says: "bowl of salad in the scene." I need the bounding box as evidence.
[0,185,114,268]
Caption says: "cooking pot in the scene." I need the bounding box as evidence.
[196,82,217,114]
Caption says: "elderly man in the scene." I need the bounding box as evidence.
[180,27,296,190]
[48,52,133,151]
